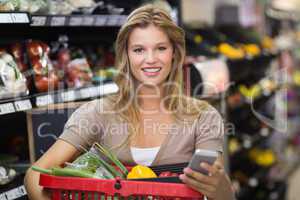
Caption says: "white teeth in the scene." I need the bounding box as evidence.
[142,68,161,73]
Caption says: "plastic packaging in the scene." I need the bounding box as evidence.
[0,52,28,99]
[27,40,59,92]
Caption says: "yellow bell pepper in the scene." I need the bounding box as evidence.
[239,85,262,100]
[249,149,276,167]
[229,138,241,154]
[262,36,274,50]
[243,44,261,57]
[127,165,157,179]
[218,43,245,59]
[293,70,300,86]
[194,35,203,44]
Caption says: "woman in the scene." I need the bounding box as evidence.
[24,4,234,200]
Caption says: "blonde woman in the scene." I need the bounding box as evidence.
[24,4,234,200]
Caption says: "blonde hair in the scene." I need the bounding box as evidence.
[109,4,208,148]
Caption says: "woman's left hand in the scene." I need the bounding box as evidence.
[179,159,235,200]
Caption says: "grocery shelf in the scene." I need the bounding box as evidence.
[0,12,127,27]
[0,82,118,116]
[30,14,127,27]
[0,97,32,116]
[0,184,27,200]
[0,12,30,24]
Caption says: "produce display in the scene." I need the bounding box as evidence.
[0,38,119,99]
[10,43,28,73]
[27,40,59,93]
[0,0,48,13]
[0,0,128,16]
[0,166,17,185]
[0,51,28,99]
[186,27,275,61]
[65,48,93,88]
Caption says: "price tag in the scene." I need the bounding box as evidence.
[194,59,230,96]
[36,95,54,107]
[0,13,13,23]
[101,82,119,95]
[14,99,32,111]
[118,15,127,26]
[89,83,119,97]
[31,16,47,26]
[10,13,30,23]
[89,86,101,97]
[95,15,107,26]
[0,103,15,115]
[106,15,119,26]
[79,88,91,99]
[61,90,76,102]
[82,16,94,26]
[2,185,27,200]
[50,16,66,26]
[69,16,83,26]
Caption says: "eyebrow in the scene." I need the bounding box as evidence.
[129,42,170,48]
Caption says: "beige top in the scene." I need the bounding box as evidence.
[59,97,225,166]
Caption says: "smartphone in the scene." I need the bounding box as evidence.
[187,149,219,175]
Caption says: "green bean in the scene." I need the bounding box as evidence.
[31,166,51,175]
[51,167,95,178]
[31,166,98,178]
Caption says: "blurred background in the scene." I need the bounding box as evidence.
[0,0,300,199]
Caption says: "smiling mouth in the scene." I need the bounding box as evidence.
[141,67,162,73]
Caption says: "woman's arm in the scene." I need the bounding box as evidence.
[180,155,235,200]
[24,140,81,200]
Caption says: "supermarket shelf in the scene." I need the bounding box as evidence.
[0,171,28,200]
[0,82,118,116]
[0,98,32,116]
[0,12,30,24]
[0,185,27,200]
[30,14,127,27]
[0,12,127,27]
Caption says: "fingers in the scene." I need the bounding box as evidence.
[180,162,226,189]
[200,162,219,176]
[213,159,224,170]
[180,160,231,200]
[182,167,215,186]
[179,174,216,199]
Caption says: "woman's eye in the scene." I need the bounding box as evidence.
[133,48,144,54]
[158,46,167,51]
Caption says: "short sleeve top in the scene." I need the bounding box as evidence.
[59,97,225,166]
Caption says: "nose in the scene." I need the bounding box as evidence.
[145,50,157,64]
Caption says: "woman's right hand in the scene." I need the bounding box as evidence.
[24,140,80,200]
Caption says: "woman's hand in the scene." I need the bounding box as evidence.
[179,159,235,200]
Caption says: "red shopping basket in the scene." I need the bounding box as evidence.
[39,174,204,200]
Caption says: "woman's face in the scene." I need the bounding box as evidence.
[127,24,174,87]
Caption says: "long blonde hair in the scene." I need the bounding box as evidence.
[110,4,208,147]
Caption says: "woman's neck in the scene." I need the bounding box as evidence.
[137,84,164,113]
